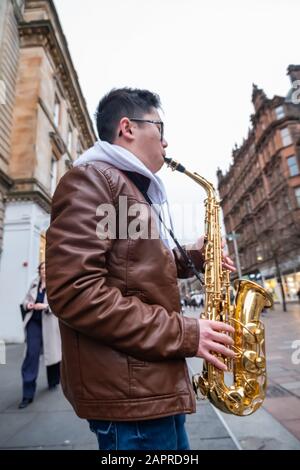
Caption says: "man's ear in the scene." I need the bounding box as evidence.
[118,117,134,141]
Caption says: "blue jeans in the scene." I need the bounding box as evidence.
[21,318,43,399]
[21,318,60,399]
[88,414,190,450]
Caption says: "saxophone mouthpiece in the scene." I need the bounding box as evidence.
[164,157,186,173]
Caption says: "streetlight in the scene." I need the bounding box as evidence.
[256,244,287,312]
[273,251,287,312]
[226,231,242,278]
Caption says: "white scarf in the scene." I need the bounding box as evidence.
[73,140,175,250]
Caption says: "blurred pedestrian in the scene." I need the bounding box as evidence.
[19,261,61,409]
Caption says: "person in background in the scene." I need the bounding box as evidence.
[297,287,300,304]
[19,261,61,409]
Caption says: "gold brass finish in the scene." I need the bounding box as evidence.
[165,158,273,416]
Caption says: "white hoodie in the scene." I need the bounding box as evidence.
[73,140,175,249]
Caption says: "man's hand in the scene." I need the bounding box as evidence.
[27,302,34,310]
[196,319,235,371]
[191,235,236,273]
[220,239,236,272]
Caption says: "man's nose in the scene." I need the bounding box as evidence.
[162,137,168,148]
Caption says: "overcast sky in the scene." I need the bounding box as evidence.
[54,0,300,242]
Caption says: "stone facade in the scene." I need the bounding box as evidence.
[0,0,96,342]
[0,1,23,255]
[217,66,300,299]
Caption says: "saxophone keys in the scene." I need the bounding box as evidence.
[192,374,209,399]
[255,356,266,370]
[244,379,260,398]
[226,388,245,414]
[243,322,264,344]
[242,350,266,374]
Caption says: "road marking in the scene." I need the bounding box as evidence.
[187,360,242,450]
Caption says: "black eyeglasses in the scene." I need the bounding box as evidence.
[129,118,164,141]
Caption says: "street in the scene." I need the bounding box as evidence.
[0,304,299,450]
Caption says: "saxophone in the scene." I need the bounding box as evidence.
[164,157,273,416]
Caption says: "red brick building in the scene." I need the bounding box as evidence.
[217,65,300,302]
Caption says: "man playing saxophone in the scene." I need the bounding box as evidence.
[46,88,236,451]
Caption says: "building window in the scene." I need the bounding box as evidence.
[50,156,58,196]
[67,126,73,154]
[53,96,60,128]
[280,128,292,147]
[262,148,268,163]
[76,140,82,159]
[275,105,285,119]
[287,155,299,176]
[246,198,252,212]
[284,195,292,211]
[295,187,300,208]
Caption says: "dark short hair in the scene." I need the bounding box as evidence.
[96,88,161,143]
[38,261,45,274]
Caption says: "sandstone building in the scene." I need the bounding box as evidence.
[217,66,300,303]
[0,0,96,341]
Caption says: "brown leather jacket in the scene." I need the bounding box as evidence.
[46,162,203,421]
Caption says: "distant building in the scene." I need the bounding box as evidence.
[217,65,300,303]
[0,0,96,342]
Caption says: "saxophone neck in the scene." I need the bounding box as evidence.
[185,169,217,201]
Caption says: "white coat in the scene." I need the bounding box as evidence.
[22,277,61,366]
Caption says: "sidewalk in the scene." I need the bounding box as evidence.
[0,344,239,450]
[185,303,300,450]
[260,303,300,441]
[212,302,300,449]
[0,344,97,450]
[0,303,300,450]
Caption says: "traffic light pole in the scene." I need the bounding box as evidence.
[274,252,287,312]
[227,231,242,278]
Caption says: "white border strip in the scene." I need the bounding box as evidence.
[210,405,242,450]
[187,362,242,450]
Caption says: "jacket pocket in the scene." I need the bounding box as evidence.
[127,355,146,367]
[124,289,147,368]
[125,289,147,303]
[78,335,129,399]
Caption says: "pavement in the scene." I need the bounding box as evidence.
[0,303,300,450]
[259,302,300,442]
[186,302,300,450]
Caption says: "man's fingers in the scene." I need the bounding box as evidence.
[222,253,236,264]
[204,352,227,371]
[211,331,234,346]
[221,253,236,272]
[210,321,235,334]
[222,262,236,272]
[207,341,236,358]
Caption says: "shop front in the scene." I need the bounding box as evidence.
[265,271,300,303]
